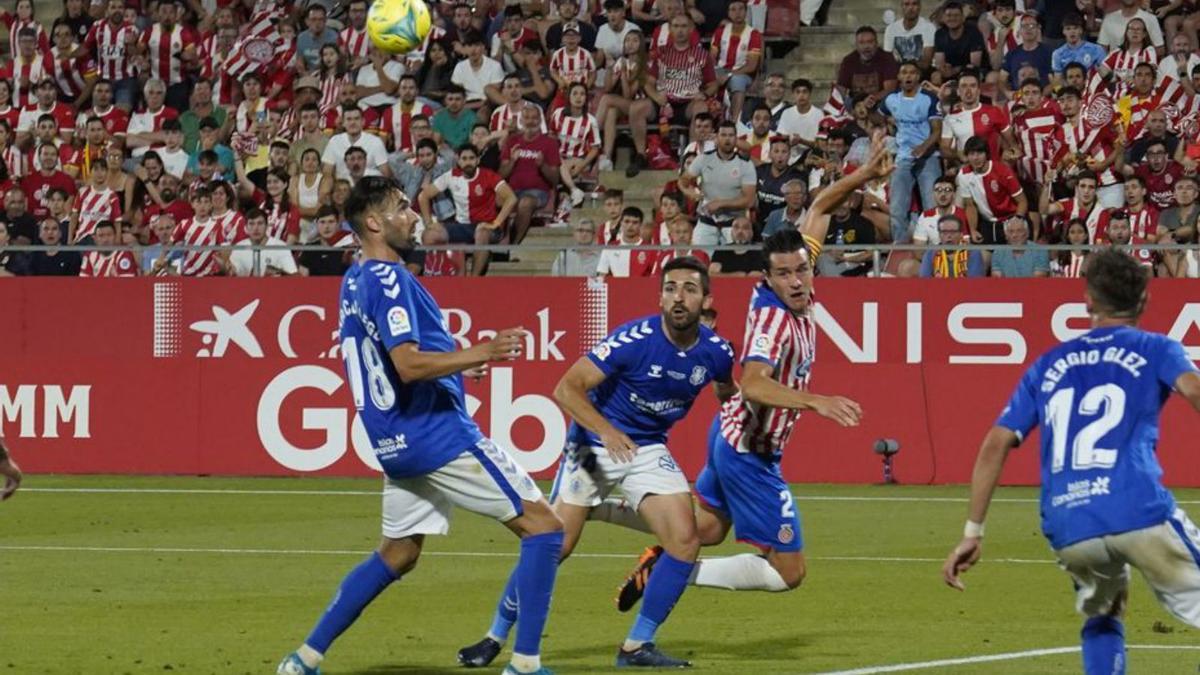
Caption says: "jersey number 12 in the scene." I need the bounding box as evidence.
[343,337,397,410]
[1046,384,1125,473]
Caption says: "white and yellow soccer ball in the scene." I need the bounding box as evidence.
[366,0,433,55]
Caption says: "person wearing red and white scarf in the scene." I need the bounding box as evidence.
[1051,86,1126,208]
[1115,63,1186,142]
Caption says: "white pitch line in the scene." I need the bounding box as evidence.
[817,645,1200,675]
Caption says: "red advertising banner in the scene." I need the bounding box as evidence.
[2,278,1199,485]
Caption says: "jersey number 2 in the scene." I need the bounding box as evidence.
[342,337,396,410]
[1046,384,1125,473]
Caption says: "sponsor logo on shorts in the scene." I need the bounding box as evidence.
[387,306,411,336]
[778,523,795,544]
[657,455,681,473]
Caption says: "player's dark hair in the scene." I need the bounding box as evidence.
[1063,12,1083,29]
[792,78,813,92]
[244,207,267,223]
[751,103,772,118]
[1019,77,1042,90]
[1076,169,1099,184]
[661,255,710,294]
[604,188,624,201]
[343,175,400,235]
[957,69,981,84]
[93,219,115,232]
[621,206,644,222]
[1125,175,1145,189]
[457,143,479,157]
[963,136,989,156]
[935,174,955,187]
[415,138,438,154]
[761,229,807,270]
[1085,249,1148,319]
[855,25,876,37]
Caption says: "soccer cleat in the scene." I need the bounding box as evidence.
[616,545,663,612]
[615,642,692,668]
[502,666,555,675]
[625,153,646,178]
[276,652,320,675]
[457,637,502,668]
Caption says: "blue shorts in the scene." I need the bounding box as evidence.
[694,416,803,552]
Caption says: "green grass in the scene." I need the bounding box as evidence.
[1,476,1198,674]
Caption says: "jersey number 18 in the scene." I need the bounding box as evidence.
[343,337,397,410]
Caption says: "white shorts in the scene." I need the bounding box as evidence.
[1055,507,1200,627]
[549,443,689,509]
[381,438,544,539]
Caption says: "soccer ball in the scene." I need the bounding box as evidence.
[367,0,433,55]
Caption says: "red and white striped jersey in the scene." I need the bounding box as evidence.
[339,26,369,62]
[1054,117,1120,186]
[1,144,25,178]
[738,131,771,163]
[549,108,600,159]
[382,101,436,153]
[3,54,49,107]
[140,22,199,86]
[719,275,821,455]
[0,12,49,63]
[1117,78,1186,141]
[710,22,762,71]
[77,105,130,137]
[955,160,1024,222]
[265,202,300,242]
[649,23,699,55]
[549,46,596,85]
[173,216,223,276]
[1052,252,1087,278]
[0,105,18,131]
[1103,46,1157,85]
[1054,197,1110,243]
[80,249,138,276]
[318,73,347,116]
[1012,100,1063,184]
[941,103,1010,158]
[213,208,247,243]
[1127,204,1159,242]
[48,45,94,101]
[490,102,547,133]
[73,185,122,242]
[127,105,179,154]
[985,21,1019,60]
[84,20,140,81]
[431,166,507,224]
[649,248,711,275]
[650,43,715,101]
[17,101,76,136]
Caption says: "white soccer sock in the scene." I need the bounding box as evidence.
[587,497,653,533]
[509,652,541,673]
[690,554,789,592]
[297,644,324,669]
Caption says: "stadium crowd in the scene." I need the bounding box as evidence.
[0,0,1196,279]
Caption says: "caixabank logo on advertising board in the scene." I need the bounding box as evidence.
[149,280,609,474]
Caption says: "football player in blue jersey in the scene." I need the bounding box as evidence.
[943,249,1200,675]
[277,177,564,675]
[458,256,738,669]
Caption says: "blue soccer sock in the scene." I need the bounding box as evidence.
[486,568,520,643]
[512,530,564,658]
[304,551,399,655]
[625,551,696,647]
[1081,615,1126,675]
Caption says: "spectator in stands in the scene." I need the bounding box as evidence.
[596,205,652,277]
[708,216,762,276]
[1127,111,1179,165]
[298,206,353,277]
[957,135,1027,245]
[1050,219,1091,278]
[126,79,177,161]
[321,105,390,181]
[290,103,329,166]
[990,216,1049,277]
[651,215,709,274]
[551,217,601,276]
[914,174,967,246]
[71,158,121,244]
[314,44,350,117]
[552,83,600,207]
[340,0,371,69]
[469,122,501,170]
[1130,140,1183,213]
[452,30,504,115]
[21,143,76,221]
[418,143,517,275]
[382,75,434,155]
[919,214,986,277]
[171,184,222,277]
[837,26,898,105]
[187,119,234,179]
[645,14,715,158]
[511,39,556,109]
[141,0,199,113]
[80,220,137,277]
[500,105,560,249]
[933,2,985,83]
[883,0,936,73]
[1052,14,1108,86]
[817,198,875,277]
[755,136,803,231]
[419,226,462,276]
[1055,86,1126,208]
[595,0,641,71]
[58,0,92,44]
[711,0,763,125]
[80,0,140,111]
[432,85,476,152]
[1099,0,1165,50]
[1157,33,1199,86]
[737,104,775,165]
[297,5,339,71]
[393,138,452,222]
[18,79,74,147]
[28,216,80,275]
[229,207,298,277]
[0,221,27,276]
[550,22,597,102]
[778,78,822,162]
[1101,19,1158,85]
[492,7,532,72]
[45,188,71,240]
[595,30,653,173]
[415,40,456,105]
[546,0,597,52]
[762,178,807,238]
[157,119,188,178]
[210,181,246,243]
[596,188,624,244]
[880,61,941,243]
[1157,174,1200,239]
[682,120,756,245]
[357,49,405,123]
[999,14,1054,92]
[940,69,1014,166]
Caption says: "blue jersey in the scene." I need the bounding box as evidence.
[338,260,483,479]
[997,326,1198,549]
[571,315,735,448]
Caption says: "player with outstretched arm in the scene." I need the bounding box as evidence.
[458,256,737,669]
[943,249,1200,675]
[277,176,564,675]
[614,136,894,606]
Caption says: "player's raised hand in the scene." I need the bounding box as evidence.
[480,327,529,362]
[601,429,639,464]
[864,130,895,180]
[812,395,863,427]
[0,457,22,501]
[942,537,982,591]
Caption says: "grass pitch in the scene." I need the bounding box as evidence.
[1,476,1198,674]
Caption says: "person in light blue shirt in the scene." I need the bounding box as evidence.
[296,5,340,70]
[943,249,1200,675]
[1052,13,1107,84]
[990,216,1050,278]
[878,60,941,243]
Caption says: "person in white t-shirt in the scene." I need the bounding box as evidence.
[1097,0,1165,49]
[229,207,299,276]
[321,105,390,181]
[355,47,406,110]
[158,118,189,178]
[451,30,505,113]
[594,0,641,71]
[776,78,823,163]
[883,0,936,71]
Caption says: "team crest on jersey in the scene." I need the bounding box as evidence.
[989,179,1000,192]
[981,113,990,126]
[474,184,483,196]
[689,365,707,385]
[793,355,813,379]
[593,342,612,361]
[843,229,856,244]
[1166,174,1175,185]
[777,524,795,544]
[387,306,411,336]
